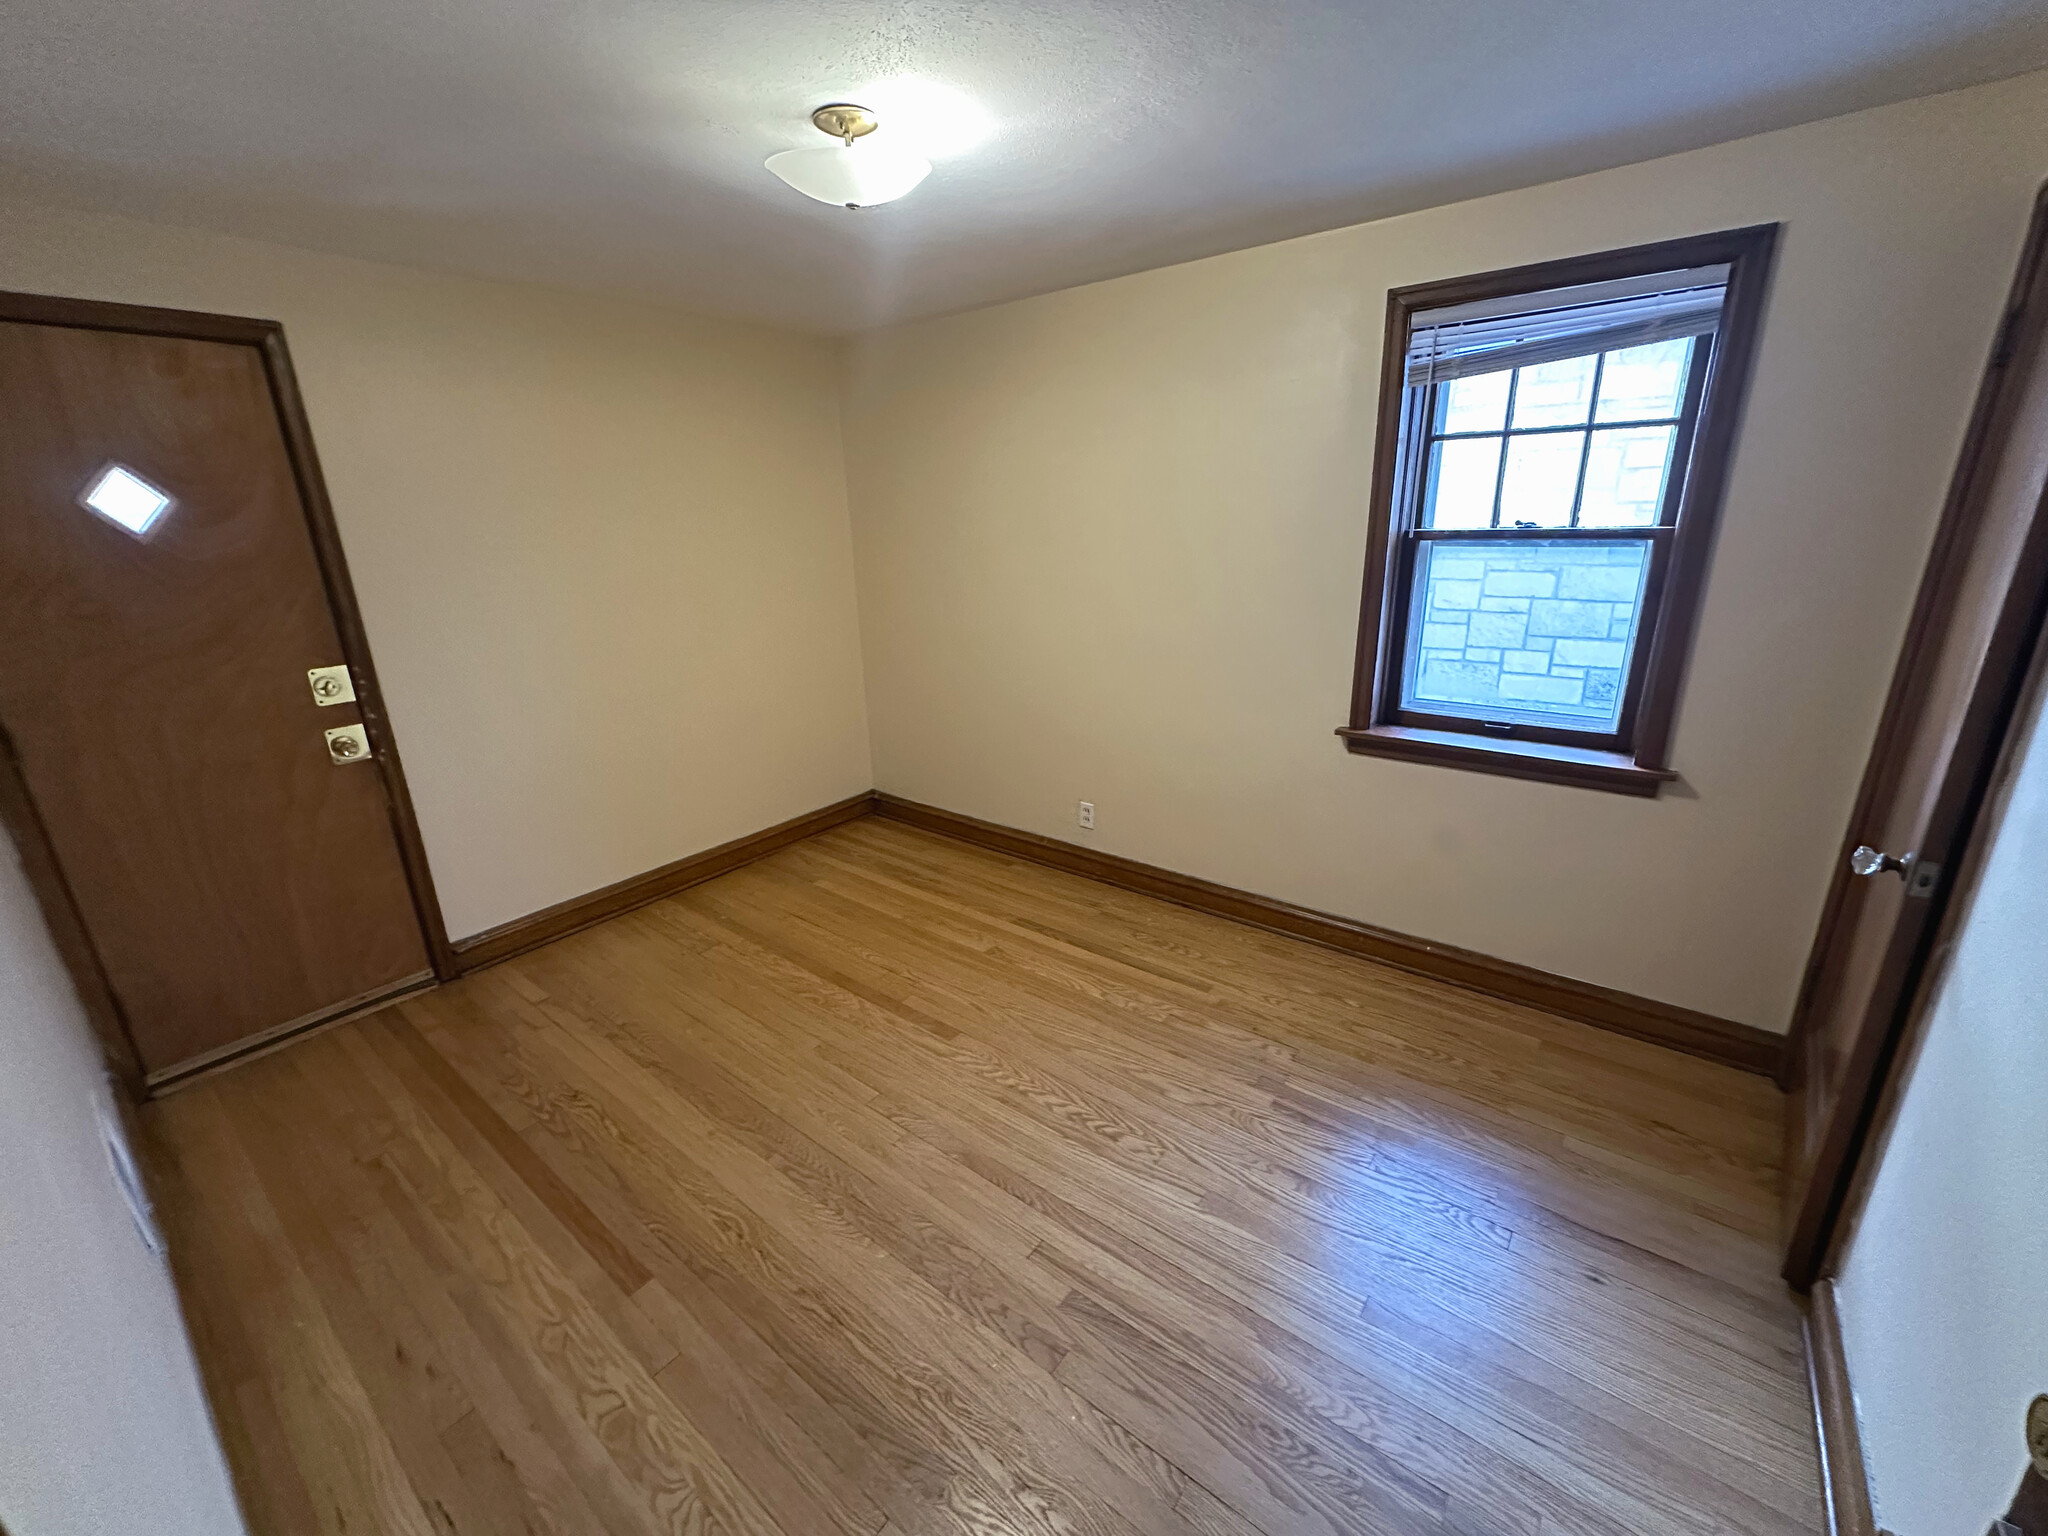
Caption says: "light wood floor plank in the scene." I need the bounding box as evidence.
[149,817,1820,1536]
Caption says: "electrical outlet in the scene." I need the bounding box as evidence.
[1077,801,1096,830]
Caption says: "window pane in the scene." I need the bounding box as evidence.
[1498,432,1583,527]
[1595,337,1692,423]
[1437,369,1511,434]
[1400,537,1653,734]
[1424,436,1501,528]
[1578,425,1678,526]
[1509,354,1596,429]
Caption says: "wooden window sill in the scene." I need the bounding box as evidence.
[1335,724,1678,797]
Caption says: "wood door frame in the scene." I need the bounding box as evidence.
[0,289,457,1096]
[1781,185,2048,1287]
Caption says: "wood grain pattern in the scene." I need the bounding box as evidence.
[0,715,143,1093]
[151,816,1820,1536]
[0,292,454,999]
[451,792,876,971]
[873,791,1784,1079]
[0,315,433,1075]
[1803,1280,1877,1536]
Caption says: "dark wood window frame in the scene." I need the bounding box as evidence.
[1339,224,1780,796]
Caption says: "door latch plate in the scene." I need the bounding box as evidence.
[325,724,371,764]
[308,664,356,707]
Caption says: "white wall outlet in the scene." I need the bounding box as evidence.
[1077,801,1096,830]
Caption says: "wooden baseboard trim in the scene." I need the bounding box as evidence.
[146,970,437,1097]
[447,785,1782,1079]
[871,792,1786,1079]
[1804,1279,1878,1536]
[451,791,876,973]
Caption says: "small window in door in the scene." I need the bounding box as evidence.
[80,463,174,537]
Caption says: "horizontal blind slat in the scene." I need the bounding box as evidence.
[1407,286,1724,386]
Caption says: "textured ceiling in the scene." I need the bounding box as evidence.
[4,0,2047,333]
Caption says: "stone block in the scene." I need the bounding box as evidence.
[1465,647,1503,663]
[1478,597,1532,613]
[1465,610,1527,649]
[1416,657,1499,704]
[1553,638,1627,668]
[1557,564,1643,601]
[1526,598,1610,638]
[1482,570,1557,598]
[1430,579,1483,610]
[1498,671,1584,705]
[1502,649,1551,673]
[1422,622,1468,650]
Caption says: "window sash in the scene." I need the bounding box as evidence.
[1386,527,1675,750]
[1376,330,1712,748]
[1417,336,1707,532]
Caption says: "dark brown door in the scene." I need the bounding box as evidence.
[0,303,441,1085]
[1782,185,2048,1287]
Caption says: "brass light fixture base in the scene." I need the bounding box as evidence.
[811,104,879,144]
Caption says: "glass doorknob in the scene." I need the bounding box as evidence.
[1849,845,1907,878]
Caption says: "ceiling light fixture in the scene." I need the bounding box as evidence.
[765,104,932,209]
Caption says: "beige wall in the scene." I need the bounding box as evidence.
[0,831,246,1535]
[0,200,873,941]
[1834,648,2048,1535]
[5,76,2044,1025]
[841,70,2048,1032]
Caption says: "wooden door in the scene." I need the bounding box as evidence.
[0,295,446,1088]
[1782,186,2048,1286]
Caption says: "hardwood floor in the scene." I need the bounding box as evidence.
[146,816,1820,1536]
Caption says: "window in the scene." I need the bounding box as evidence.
[79,463,174,538]
[1341,226,1778,795]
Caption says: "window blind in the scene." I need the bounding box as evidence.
[1406,270,1729,387]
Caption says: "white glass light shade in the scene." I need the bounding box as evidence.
[765,142,931,208]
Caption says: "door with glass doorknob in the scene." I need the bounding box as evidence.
[0,294,445,1088]
[1781,181,2048,1286]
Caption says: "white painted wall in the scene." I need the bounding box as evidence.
[1,63,2044,1532]
[0,201,874,941]
[0,831,246,1535]
[1833,664,2048,1536]
[840,70,2048,1031]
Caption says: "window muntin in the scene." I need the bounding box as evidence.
[1417,338,1697,532]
